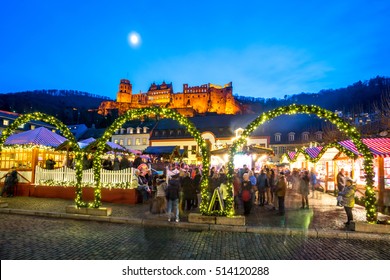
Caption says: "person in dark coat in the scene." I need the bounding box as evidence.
[132,155,143,169]
[166,175,181,222]
[181,172,195,211]
[0,167,18,197]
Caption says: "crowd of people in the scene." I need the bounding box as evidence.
[134,162,202,223]
[40,153,357,226]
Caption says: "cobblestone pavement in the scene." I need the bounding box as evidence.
[1,213,390,260]
[1,189,389,231]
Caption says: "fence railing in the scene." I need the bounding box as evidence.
[34,166,134,187]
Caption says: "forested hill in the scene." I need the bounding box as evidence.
[0,89,112,126]
[236,76,390,114]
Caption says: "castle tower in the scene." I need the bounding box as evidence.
[116,79,132,103]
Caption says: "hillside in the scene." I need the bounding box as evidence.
[236,76,390,114]
[0,89,113,127]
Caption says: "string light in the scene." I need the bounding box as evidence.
[0,106,377,222]
[227,104,376,223]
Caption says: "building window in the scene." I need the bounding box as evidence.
[18,123,25,129]
[143,127,148,133]
[142,138,147,145]
[114,139,119,144]
[127,138,132,146]
[135,138,141,145]
[136,127,141,134]
[177,130,181,135]
[155,131,159,136]
[288,133,295,142]
[278,146,286,154]
[30,125,36,130]
[170,130,174,135]
[191,145,197,155]
[3,119,9,126]
[315,132,323,140]
[302,132,309,141]
[119,139,124,146]
[275,133,281,142]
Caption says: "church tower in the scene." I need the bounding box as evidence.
[116,79,132,103]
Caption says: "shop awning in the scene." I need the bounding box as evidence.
[4,127,67,148]
[339,138,390,158]
[304,146,322,159]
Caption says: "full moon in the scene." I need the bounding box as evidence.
[128,31,141,47]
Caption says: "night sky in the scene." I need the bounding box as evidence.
[1,0,389,99]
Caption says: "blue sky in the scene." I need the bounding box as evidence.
[1,0,389,100]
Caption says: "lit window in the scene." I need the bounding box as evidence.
[30,125,36,130]
[142,138,147,145]
[143,127,148,133]
[135,138,141,145]
[127,138,132,146]
[119,139,124,146]
[136,127,141,134]
[3,119,9,126]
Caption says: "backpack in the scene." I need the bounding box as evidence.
[241,189,251,202]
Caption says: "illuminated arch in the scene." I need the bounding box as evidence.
[227,105,376,222]
[89,107,211,213]
[0,112,86,206]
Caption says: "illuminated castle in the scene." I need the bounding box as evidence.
[98,79,242,117]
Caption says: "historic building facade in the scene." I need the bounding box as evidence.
[98,79,242,117]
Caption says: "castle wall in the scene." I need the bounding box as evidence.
[100,79,243,116]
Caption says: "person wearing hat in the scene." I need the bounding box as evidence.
[154,176,167,214]
[339,178,356,226]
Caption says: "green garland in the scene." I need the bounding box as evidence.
[0,112,86,207]
[90,107,211,211]
[0,106,377,222]
[227,104,376,223]
[288,142,358,163]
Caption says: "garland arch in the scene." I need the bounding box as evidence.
[227,104,376,223]
[0,112,86,206]
[89,107,211,213]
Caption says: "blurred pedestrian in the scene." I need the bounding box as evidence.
[276,172,287,215]
[166,175,181,222]
[300,170,310,209]
[0,167,18,197]
[339,178,356,226]
[336,168,346,206]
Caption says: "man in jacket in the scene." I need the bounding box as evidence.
[340,178,356,226]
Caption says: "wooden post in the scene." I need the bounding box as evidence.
[31,148,39,184]
[378,157,384,212]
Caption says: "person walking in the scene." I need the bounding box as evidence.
[192,168,202,208]
[300,170,310,209]
[275,172,287,215]
[166,175,181,222]
[155,177,167,214]
[240,173,254,216]
[256,169,268,206]
[310,168,318,198]
[0,167,18,197]
[336,168,346,206]
[181,171,194,211]
[339,178,356,226]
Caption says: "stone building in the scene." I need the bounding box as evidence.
[98,79,242,117]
